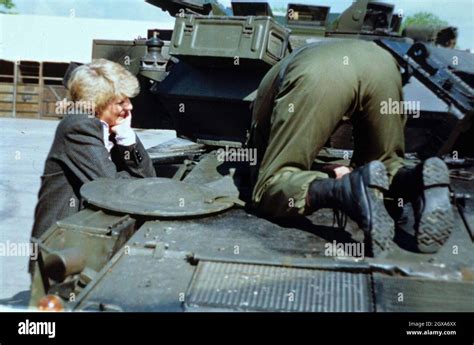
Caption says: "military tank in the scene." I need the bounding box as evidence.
[29,0,474,312]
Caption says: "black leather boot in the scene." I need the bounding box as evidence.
[389,157,454,253]
[307,161,395,257]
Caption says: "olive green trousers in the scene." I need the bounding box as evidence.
[250,40,406,218]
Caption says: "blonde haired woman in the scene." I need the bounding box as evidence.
[31,59,156,241]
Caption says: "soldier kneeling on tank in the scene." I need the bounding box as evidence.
[249,40,454,257]
[31,59,156,247]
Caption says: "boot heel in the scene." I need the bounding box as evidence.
[364,161,394,257]
[422,157,450,186]
[366,161,390,191]
[417,158,454,253]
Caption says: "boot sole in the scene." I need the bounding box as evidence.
[417,157,454,253]
[363,161,395,257]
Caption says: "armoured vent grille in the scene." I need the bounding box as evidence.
[186,261,374,312]
[373,274,474,312]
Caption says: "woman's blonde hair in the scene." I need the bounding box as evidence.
[67,59,139,115]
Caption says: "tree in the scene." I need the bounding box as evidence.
[401,12,449,31]
[0,0,15,13]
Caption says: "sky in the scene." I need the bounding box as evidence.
[4,0,474,50]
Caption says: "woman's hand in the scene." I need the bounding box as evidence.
[111,111,136,146]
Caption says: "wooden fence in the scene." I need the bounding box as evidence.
[0,60,68,119]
